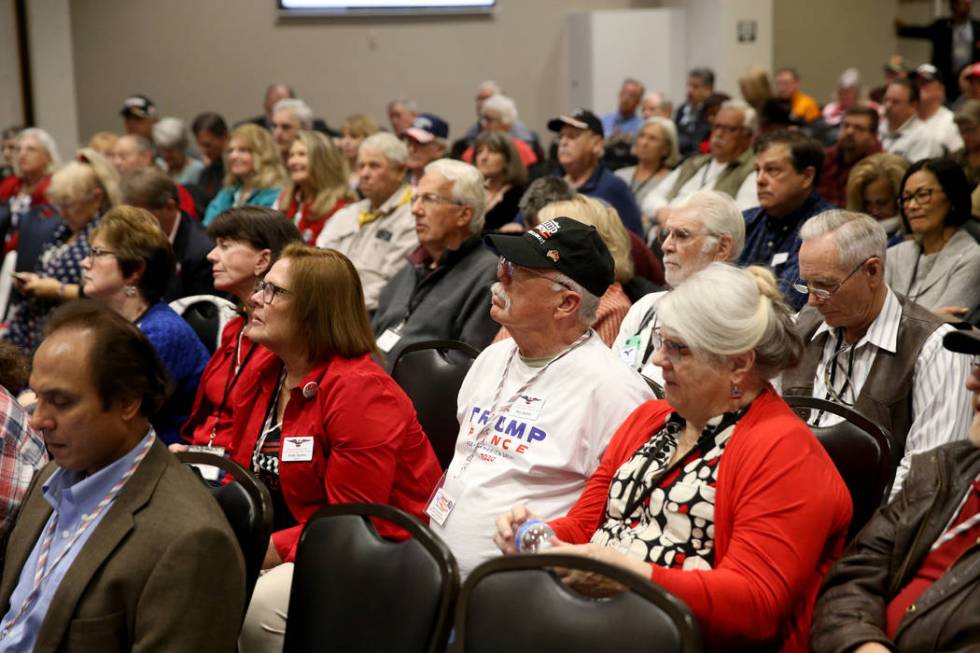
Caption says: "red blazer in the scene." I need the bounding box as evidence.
[180,316,275,452]
[550,389,852,653]
[230,351,442,561]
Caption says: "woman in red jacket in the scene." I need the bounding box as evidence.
[494,263,853,653]
[177,206,300,454]
[238,244,442,653]
[276,130,354,245]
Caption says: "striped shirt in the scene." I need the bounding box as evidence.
[0,387,46,540]
[808,289,974,498]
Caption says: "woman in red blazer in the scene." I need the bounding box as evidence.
[495,263,853,653]
[237,244,442,653]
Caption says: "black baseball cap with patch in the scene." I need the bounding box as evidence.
[120,95,157,119]
[547,109,604,138]
[484,217,614,297]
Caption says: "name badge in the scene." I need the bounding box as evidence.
[620,335,641,367]
[771,251,789,267]
[425,487,455,526]
[376,327,403,353]
[509,394,545,421]
[375,229,393,242]
[186,445,226,481]
[281,436,315,462]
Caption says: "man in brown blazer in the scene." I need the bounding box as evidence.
[0,301,245,652]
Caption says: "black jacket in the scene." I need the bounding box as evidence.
[163,213,215,303]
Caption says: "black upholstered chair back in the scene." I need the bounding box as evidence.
[391,340,480,470]
[784,396,894,540]
[175,451,273,610]
[169,294,237,353]
[284,503,458,653]
[456,554,702,653]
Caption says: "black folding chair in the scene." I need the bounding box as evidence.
[456,553,702,653]
[391,340,480,470]
[175,451,273,609]
[783,396,894,540]
[169,294,237,353]
[284,503,458,653]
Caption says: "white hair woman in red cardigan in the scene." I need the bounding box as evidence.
[495,262,853,652]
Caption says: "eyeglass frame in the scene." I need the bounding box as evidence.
[254,278,291,304]
[497,257,573,291]
[900,186,945,207]
[411,192,466,208]
[657,225,718,246]
[86,246,116,259]
[793,256,876,301]
[651,326,692,364]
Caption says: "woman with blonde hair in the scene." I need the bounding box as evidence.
[615,117,680,228]
[203,124,285,225]
[493,195,634,346]
[739,66,773,111]
[234,245,441,652]
[5,148,120,351]
[80,205,209,443]
[338,113,379,191]
[276,130,355,245]
[846,152,908,240]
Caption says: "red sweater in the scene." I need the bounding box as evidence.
[549,390,852,652]
[279,193,350,246]
[230,352,443,561]
[180,316,275,452]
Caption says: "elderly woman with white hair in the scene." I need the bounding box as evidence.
[153,116,204,186]
[462,94,539,168]
[0,127,60,255]
[615,116,680,230]
[613,190,745,384]
[495,262,852,653]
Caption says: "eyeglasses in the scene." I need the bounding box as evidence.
[87,246,116,259]
[900,187,944,207]
[711,123,745,135]
[651,327,691,363]
[793,257,873,301]
[411,192,465,208]
[497,258,573,291]
[658,226,714,245]
[255,278,291,304]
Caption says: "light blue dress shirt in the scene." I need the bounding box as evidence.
[0,431,154,652]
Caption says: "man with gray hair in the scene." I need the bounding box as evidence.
[458,81,539,153]
[271,98,313,164]
[402,113,449,186]
[429,217,653,577]
[373,159,499,365]
[613,190,745,384]
[601,78,645,141]
[781,209,973,498]
[644,99,759,221]
[316,132,415,311]
[387,97,418,136]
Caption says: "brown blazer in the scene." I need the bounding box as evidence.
[0,439,245,652]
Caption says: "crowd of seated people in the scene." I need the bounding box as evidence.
[1,27,980,650]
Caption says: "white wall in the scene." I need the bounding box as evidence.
[0,0,23,131]
[28,0,78,152]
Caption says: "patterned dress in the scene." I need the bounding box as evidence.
[591,406,749,570]
[4,217,99,352]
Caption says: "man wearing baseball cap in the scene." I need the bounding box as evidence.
[402,113,448,187]
[119,95,158,141]
[812,327,980,652]
[427,217,653,578]
[913,64,963,153]
[547,109,643,236]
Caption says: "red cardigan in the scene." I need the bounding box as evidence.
[549,389,852,652]
[180,316,275,452]
[229,351,443,562]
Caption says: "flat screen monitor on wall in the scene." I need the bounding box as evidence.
[278,0,496,16]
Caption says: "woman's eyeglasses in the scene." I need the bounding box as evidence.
[255,279,291,304]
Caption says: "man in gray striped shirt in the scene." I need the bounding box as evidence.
[781,210,973,498]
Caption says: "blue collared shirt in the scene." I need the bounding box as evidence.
[600,111,643,138]
[737,193,834,311]
[564,165,643,236]
[0,430,155,652]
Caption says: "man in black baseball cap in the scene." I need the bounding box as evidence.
[120,95,158,141]
[403,113,449,186]
[547,109,642,236]
[912,63,964,153]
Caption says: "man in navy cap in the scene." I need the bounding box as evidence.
[120,95,157,141]
[428,217,653,578]
[548,109,642,235]
[402,113,449,187]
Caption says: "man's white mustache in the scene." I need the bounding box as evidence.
[491,282,512,311]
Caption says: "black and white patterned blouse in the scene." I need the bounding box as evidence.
[591,406,749,570]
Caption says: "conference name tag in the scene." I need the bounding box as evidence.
[376,327,403,353]
[281,436,315,462]
[620,335,641,367]
[771,251,789,267]
[508,395,545,422]
[426,487,455,526]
